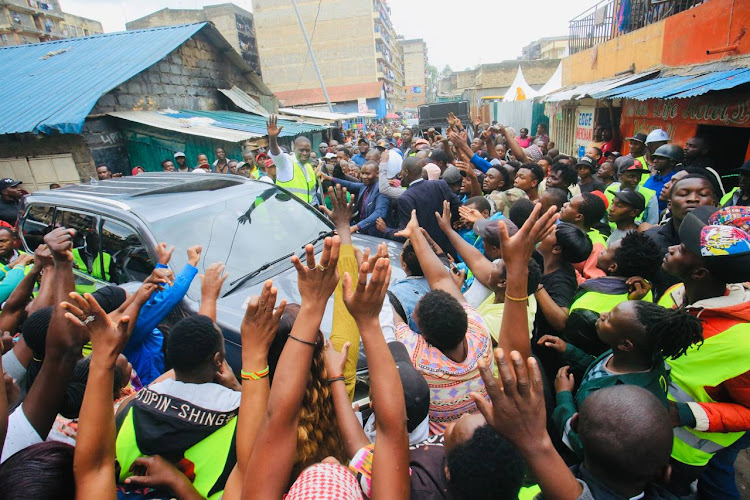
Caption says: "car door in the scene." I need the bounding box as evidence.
[99,217,155,285]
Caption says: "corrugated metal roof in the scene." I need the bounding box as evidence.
[278,107,358,121]
[109,111,262,142]
[275,82,384,107]
[167,110,327,137]
[0,23,208,136]
[544,71,659,102]
[590,68,750,100]
[219,86,270,117]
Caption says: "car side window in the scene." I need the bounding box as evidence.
[54,209,107,290]
[21,205,55,252]
[100,219,154,284]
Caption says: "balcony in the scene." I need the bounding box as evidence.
[1,0,63,18]
[568,0,707,55]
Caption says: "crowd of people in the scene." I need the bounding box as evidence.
[0,110,747,500]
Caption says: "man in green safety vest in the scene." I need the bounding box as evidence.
[266,115,319,205]
[115,315,240,499]
[661,205,750,498]
[721,159,750,207]
[605,158,658,226]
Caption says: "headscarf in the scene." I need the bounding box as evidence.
[285,463,363,500]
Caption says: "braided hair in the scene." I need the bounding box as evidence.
[632,301,703,360]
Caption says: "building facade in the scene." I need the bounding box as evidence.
[251,0,405,112]
[520,36,569,61]
[126,3,262,77]
[0,0,101,47]
[400,38,428,107]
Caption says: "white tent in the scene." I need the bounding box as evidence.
[536,62,563,97]
[503,66,539,102]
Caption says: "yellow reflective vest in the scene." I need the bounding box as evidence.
[276,157,317,204]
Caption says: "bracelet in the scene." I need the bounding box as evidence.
[241,366,269,381]
[327,375,345,384]
[505,293,529,302]
[288,334,318,347]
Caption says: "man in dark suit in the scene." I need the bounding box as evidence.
[324,161,391,236]
[381,157,462,258]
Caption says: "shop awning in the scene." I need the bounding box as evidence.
[590,67,750,100]
[544,71,659,102]
[278,107,358,121]
[109,111,262,142]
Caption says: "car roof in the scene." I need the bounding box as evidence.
[28,173,274,223]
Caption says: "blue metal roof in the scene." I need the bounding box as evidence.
[591,68,750,100]
[166,110,328,137]
[0,23,207,135]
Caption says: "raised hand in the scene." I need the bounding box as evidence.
[9,253,33,269]
[292,236,341,307]
[435,199,453,233]
[200,262,228,302]
[393,209,419,240]
[355,242,389,270]
[187,245,202,267]
[44,227,75,262]
[470,349,547,454]
[555,366,575,393]
[324,339,350,378]
[537,334,567,353]
[342,257,391,323]
[144,267,174,289]
[125,455,198,496]
[33,243,53,269]
[266,115,283,138]
[498,204,558,269]
[62,292,130,361]
[319,186,354,230]
[155,242,175,266]
[241,280,286,360]
[458,205,483,225]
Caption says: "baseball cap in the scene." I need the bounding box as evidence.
[617,157,650,175]
[576,156,597,170]
[613,189,646,212]
[604,151,621,159]
[625,133,647,144]
[423,163,441,180]
[473,218,519,247]
[708,206,750,234]
[413,138,430,148]
[441,166,463,185]
[376,139,389,150]
[254,152,268,163]
[324,152,337,159]
[173,152,186,158]
[679,205,750,281]
[388,342,430,433]
[357,138,368,145]
[263,158,275,168]
[646,128,670,144]
[0,178,21,191]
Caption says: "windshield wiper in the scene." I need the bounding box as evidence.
[303,229,336,249]
[221,252,294,298]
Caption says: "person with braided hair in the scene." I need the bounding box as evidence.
[538,300,703,459]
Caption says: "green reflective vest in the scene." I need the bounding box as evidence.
[721,187,739,207]
[570,289,653,315]
[587,228,607,247]
[72,248,111,282]
[116,407,237,500]
[276,156,317,204]
[668,322,750,466]
[637,155,650,187]
[605,183,656,229]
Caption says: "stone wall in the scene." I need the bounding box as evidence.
[0,133,95,180]
[91,31,267,115]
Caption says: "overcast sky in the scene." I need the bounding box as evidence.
[60,0,595,69]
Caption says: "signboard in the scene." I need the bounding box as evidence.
[411,86,422,94]
[357,98,368,114]
[575,106,595,157]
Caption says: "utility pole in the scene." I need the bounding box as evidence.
[290,0,333,112]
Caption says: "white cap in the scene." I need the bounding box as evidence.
[324,152,336,159]
[174,152,186,158]
[645,129,670,144]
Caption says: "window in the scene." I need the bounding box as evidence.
[0,154,79,193]
[21,205,54,252]
[100,219,154,284]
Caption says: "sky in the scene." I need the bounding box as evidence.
[60,0,595,69]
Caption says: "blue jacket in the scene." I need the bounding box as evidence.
[470,153,492,174]
[124,263,198,384]
[351,153,367,166]
[329,178,391,236]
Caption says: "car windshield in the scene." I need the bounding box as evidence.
[150,184,332,300]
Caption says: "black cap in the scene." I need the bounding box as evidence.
[357,138,368,145]
[0,178,21,191]
[576,156,597,170]
[613,189,646,212]
[473,218,519,247]
[604,151,621,159]
[617,157,651,175]
[625,133,647,144]
[388,342,429,433]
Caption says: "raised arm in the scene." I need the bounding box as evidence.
[325,340,369,457]
[395,209,464,302]
[198,263,228,322]
[63,293,131,500]
[471,350,582,500]
[496,205,558,359]
[434,200,495,286]
[455,160,482,198]
[0,246,50,333]
[343,258,409,499]
[266,115,283,157]
[243,237,341,499]
[498,125,530,163]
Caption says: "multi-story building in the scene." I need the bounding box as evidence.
[400,38,428,107]
[126,3,262,77]
[0,0,101,47]
[520,36,569,61]
[251,0,405,115]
